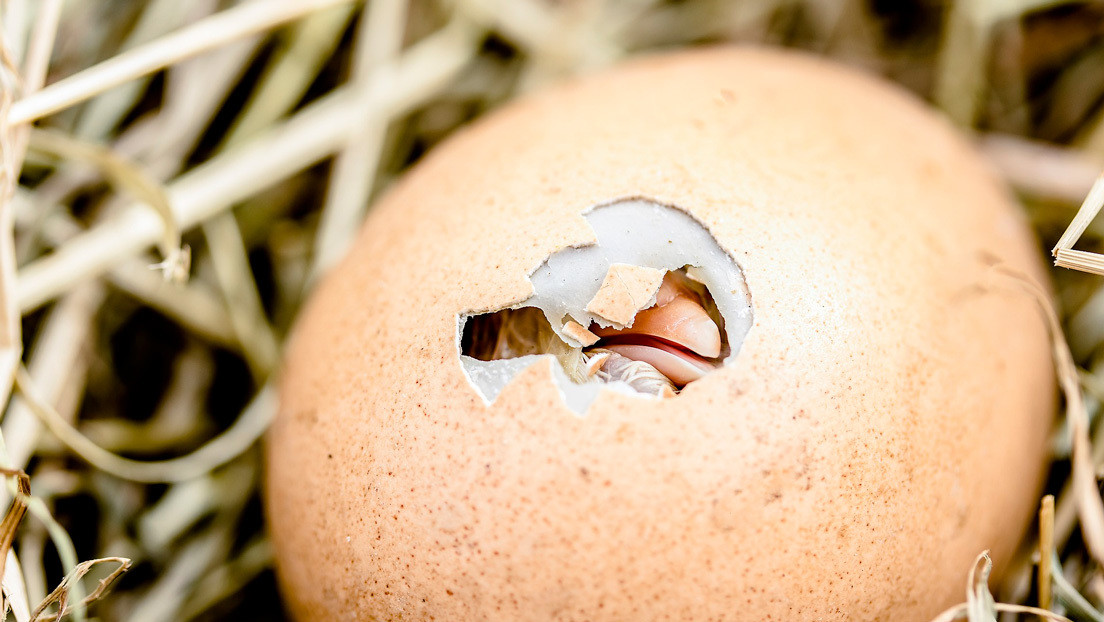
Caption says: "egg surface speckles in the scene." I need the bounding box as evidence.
[265,47,1055,621]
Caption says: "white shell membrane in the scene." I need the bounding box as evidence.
[458,199,753,416]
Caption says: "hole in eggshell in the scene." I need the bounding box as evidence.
[457,198,753,415]
[462,268,728,396]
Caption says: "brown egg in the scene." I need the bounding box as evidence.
[265,47,1055,621]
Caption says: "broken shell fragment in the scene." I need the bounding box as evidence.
[562,320,600,346]
[585,263,666,326]
[583,351,611,377]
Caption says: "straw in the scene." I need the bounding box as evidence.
[8,1,1104,620]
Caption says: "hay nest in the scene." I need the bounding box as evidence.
[3,1,1104,620]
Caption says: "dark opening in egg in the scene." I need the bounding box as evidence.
[454,199,753,413]
[462,268,728,396]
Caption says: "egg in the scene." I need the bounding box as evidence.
[265,47,1055,621]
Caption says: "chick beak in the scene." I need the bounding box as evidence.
[622,295,721,358]
[590,272,722,386]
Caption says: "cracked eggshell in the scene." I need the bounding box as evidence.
[266,47,1055,621]
[586,263,665,326]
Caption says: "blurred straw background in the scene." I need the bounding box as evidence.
[3,0,1104,620]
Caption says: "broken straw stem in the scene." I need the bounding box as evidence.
[1055,249,1104,277]
[1053,173,1104,275]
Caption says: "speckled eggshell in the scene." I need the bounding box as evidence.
[265,47,1055,621]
